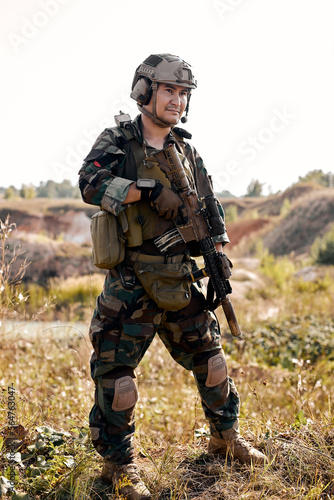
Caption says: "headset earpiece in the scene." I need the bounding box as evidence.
[181,94,191,123]
[130,77,152,105]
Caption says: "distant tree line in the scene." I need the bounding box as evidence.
[1,169,333,201]
[244,170,334,198]
[1,180,80,199]
[225,169,333,199]
[245,179,264,197]
[297,169,334,188]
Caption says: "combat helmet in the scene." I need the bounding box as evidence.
[130,53,197,127]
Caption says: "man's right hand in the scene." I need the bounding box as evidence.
[149,184,182,220]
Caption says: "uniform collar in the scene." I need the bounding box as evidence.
[132,114,180,148]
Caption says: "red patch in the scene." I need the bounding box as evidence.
[94,161,102,167]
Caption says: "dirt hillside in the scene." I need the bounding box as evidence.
[0,198,97,245]
[221,184,334,256]
[262,189,334,255]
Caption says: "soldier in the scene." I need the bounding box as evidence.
[79,54,267,500]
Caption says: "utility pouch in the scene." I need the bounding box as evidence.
[133,260,192,310]
[90,210,127,269]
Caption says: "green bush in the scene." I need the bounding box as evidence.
[280,197,291,217]
[311,224,334,265]
[224,204,238,223]
[224,316,334,369]
[260,250,296,290]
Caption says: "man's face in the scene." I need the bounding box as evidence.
[145,83,188,125]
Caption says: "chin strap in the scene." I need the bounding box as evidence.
[139,82,184,129]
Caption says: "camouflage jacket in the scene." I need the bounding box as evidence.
[78,114,229,244]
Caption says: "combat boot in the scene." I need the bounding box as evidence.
[208,428,268,465]
[100,460,151,499]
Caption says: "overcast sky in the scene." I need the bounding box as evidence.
[1,0,334,196]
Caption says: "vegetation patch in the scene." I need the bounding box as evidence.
[311,223,334,265]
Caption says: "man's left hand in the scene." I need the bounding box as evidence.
[149,184,182,220]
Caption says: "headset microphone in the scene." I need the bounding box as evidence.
[181,116,188,123]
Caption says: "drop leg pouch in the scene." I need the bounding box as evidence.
[133,260,192,310]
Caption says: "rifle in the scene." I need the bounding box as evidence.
[146,144,242,338]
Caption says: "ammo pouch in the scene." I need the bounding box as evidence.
[133,260,192,311]
[90,210,128,269]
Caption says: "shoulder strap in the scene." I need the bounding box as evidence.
[116,125,145,181]
[171,130,187,156]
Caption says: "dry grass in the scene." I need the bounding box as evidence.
[0,322,334,499]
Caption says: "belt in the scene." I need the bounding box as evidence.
[125,250,187,265]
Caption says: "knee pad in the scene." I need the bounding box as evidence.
[112,376,138,412]
[205,353,228,388]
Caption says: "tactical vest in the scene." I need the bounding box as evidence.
[117,124,196,247]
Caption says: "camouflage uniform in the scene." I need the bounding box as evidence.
[79,115,240,465]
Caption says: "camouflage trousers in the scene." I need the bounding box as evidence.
[88,261,240,465]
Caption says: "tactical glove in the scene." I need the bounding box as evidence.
[218,252,233,279]
[149,183,182,220]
